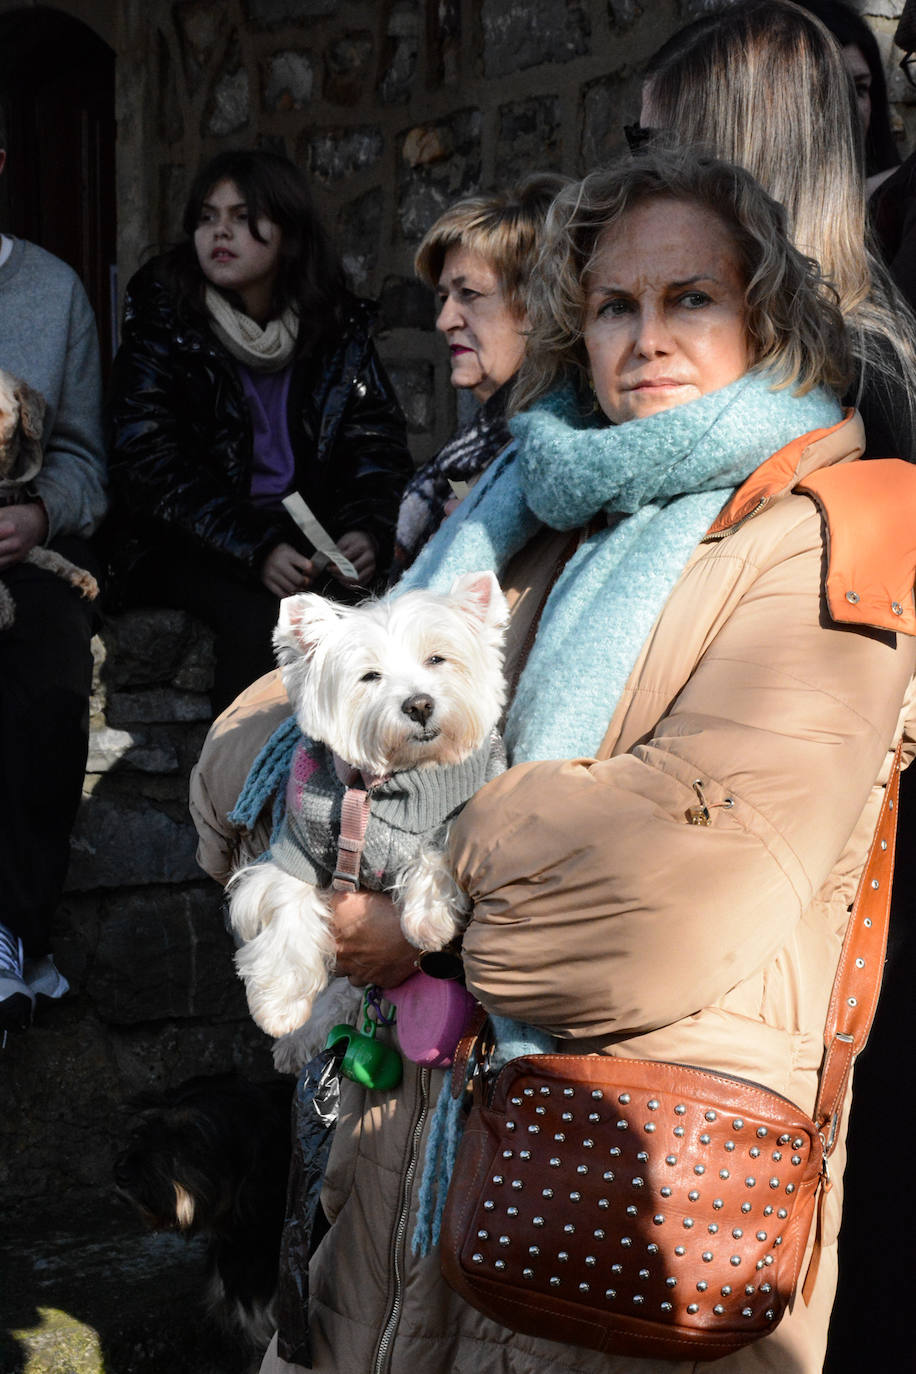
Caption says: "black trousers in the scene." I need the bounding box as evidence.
[0,537,97,956]
[123,546,281,717]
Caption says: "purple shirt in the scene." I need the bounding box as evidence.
[238,363,296,507]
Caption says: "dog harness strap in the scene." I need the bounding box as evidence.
[332,786,372,891]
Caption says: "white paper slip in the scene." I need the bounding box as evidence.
[281,492,358,582]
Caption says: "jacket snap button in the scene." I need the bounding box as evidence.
[845,590,859,604]
[891,602,903,615]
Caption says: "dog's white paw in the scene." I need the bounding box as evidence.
[397,849,472,950]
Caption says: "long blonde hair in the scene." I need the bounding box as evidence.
[643,0,916,451]
[514,149,851,413]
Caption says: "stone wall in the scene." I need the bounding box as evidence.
[110,0,916,464]
[112,0,683,462]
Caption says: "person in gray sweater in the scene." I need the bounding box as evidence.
[0,119,107,1035]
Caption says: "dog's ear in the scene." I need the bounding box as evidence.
[273,592,346,665]
[448,571,510,630]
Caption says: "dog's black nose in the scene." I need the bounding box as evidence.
[402,693,434,726]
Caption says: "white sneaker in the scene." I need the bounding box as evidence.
[0,922,35,1033]
[24,954,70,1000]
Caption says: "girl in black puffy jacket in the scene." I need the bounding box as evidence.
[107,149,412,713]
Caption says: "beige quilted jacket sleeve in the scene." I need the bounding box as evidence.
[449,506,916,1040]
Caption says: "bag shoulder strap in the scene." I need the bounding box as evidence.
[813,739,903,1153]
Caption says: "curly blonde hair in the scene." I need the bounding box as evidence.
[513,147,852,414]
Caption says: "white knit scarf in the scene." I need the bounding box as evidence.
[204,284,298,372]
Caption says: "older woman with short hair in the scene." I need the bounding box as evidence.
[391,173,568,576]
[194,147,916,1374]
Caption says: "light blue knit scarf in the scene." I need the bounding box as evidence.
[405,371,840,1254]
[397,372,841,762]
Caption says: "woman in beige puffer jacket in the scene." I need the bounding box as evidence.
[192,152,916,1374]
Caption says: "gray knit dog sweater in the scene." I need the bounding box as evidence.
[270,732,506,889]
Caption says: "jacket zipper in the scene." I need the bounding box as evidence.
[372,1064,431,1374]
[704,494,770,541]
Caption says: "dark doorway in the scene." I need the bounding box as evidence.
[0,7,117,367]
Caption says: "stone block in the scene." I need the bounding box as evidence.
[87,726,180,776]
[95,609,214,692]
[608,0,643,25]
[481,0,590,79]
[157,31,184,144]
[106,688,212,725]
[246,0,339,23]
[380,0,420,105]
[495,96,562,187]
[307,125,385,183]
[263,49,315,112]
[108,1017,273,1100]
[66,796,200,890]
[379,275,436,331]
[204,65,249,137]
[428,0,461,86]
[397,110,482,241]
[580,70,640,172]
[337,187,384,291]
[324,30,374,106]
[385,361,435,434]
[174,0,224,89]
[84,885,243,1025]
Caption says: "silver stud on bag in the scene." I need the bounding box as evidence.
[687,1303,699,1315]
[675,1104,687,1115]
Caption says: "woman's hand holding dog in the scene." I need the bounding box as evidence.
[331,889,417,990]
[0,500,48,568]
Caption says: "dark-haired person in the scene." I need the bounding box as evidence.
[794,0,900,190]
[0,110,106,1032]
[107,149,412,714]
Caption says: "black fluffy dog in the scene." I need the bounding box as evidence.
[114,1073,293,1351]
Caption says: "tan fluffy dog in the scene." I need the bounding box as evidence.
[0,368,99,629]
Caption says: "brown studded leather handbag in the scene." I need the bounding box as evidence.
[440,746,901,1362]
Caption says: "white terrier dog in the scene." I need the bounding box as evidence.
[227,571,508,1048]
